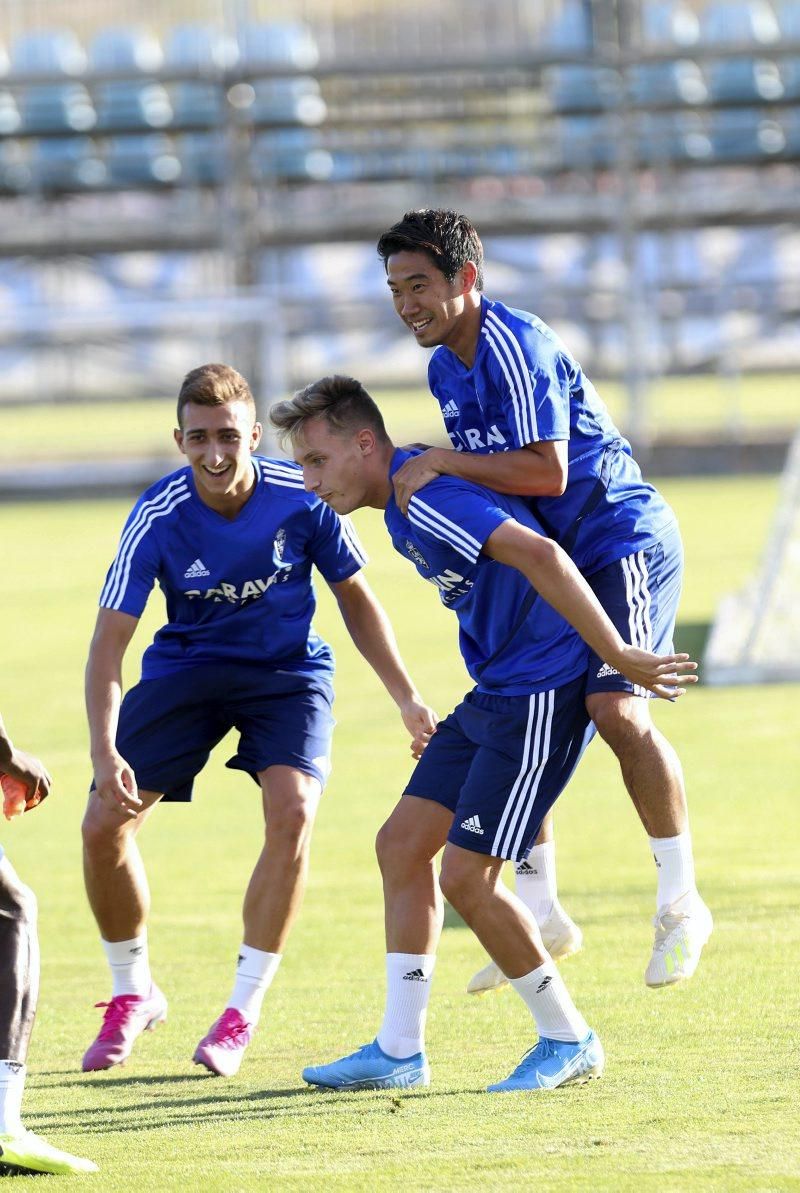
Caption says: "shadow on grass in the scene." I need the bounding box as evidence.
[30,1083,480,1134]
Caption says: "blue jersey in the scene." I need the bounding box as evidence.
[99,456,367,681]
[384,449,588,696]
[428,296,677,575]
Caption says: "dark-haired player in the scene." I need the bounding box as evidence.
[375,209,712,992]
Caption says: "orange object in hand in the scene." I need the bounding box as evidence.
[1,773,30,820]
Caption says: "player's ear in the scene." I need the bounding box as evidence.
[461,260,478,293]
[357,428,376,456]
[174,427,185,454]
[250,421,263,450]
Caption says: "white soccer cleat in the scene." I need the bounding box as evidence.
[466,903,583,995]
[645,893,713,988]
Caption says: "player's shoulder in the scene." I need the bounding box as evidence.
[129,466,194,517]
[255,456,315,507]
[482,299,569,365]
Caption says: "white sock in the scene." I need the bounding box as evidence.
[510,960,590,1043]
[0,1060,26,1135]
[515,842,558,924]
[376,952,436,1059]
[648,831,698,910]
[102,934,152,997]
[227,945,282,1024]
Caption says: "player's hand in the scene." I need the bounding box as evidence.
[614,648,699,701]
[3,747,51,811]
[92,752,143,818]
[393,451,443,515]
[399,698,438,760]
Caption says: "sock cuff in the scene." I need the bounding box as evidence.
[237,945,282,983]
[0,1061,25,1078]
[648,831,691,853]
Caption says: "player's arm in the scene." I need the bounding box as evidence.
[328,571,437,757]
[0,712,51,807]
[392,441,567,514]
[483,521,698,700]
[85,607,143,817]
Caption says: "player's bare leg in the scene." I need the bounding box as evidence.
[0,859,96,1174]
[194,765,321,1077]
[302,795,449,1090]
[376,794,451,955]
[81,791,167,1072]
[586,691,712,986]
[82,788,162,942]
[467,809,582,996]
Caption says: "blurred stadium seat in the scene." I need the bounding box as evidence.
[164,24,236,129]
[103,133,180,187]
[700,0,783,104]
[89,27,172,130]
[30,136,106,192]
[541,0,618,112]
[628,1,707,106]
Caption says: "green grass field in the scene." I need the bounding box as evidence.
[0,472,798,1190]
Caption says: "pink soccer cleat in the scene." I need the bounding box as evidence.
[193,1008,254,1077]
[82,985,168,1071]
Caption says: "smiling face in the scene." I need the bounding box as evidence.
[293,415,389,514]
[386,249,481,364]
[175,399,262,514]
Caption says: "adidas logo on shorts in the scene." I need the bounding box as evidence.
[596,662,620,679]
[461,814,484,835]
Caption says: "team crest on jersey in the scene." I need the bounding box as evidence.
[404,540,429,570]
[274,527,287,561]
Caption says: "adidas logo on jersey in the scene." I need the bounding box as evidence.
[184,558,210,579]
[461,815,484,835]
[441,399,459,420]
[596,662,620,679]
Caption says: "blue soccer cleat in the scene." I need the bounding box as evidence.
[488,1030,604,1092]
[302,1039,430,1091]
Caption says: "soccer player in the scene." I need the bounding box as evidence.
[81,363,435,1079]
[270,376,697,1093]
[375,209,712,991]
[0,715,97,1175]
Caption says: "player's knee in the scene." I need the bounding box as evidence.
[438,854,473,915]
[81,803,129,857]
[588,694,649,751]
[267,797,316,854]
[375,818,402,874]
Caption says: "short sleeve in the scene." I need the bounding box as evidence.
[407,479,512,564]
[483,317,572,448]
[99,501,161,616]
[307,501,368,582]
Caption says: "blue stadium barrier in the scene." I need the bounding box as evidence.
[176,131,226,185]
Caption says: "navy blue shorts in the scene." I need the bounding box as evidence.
[404,676,594,862]
[584,525,684,698]
[108,664,335,802]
